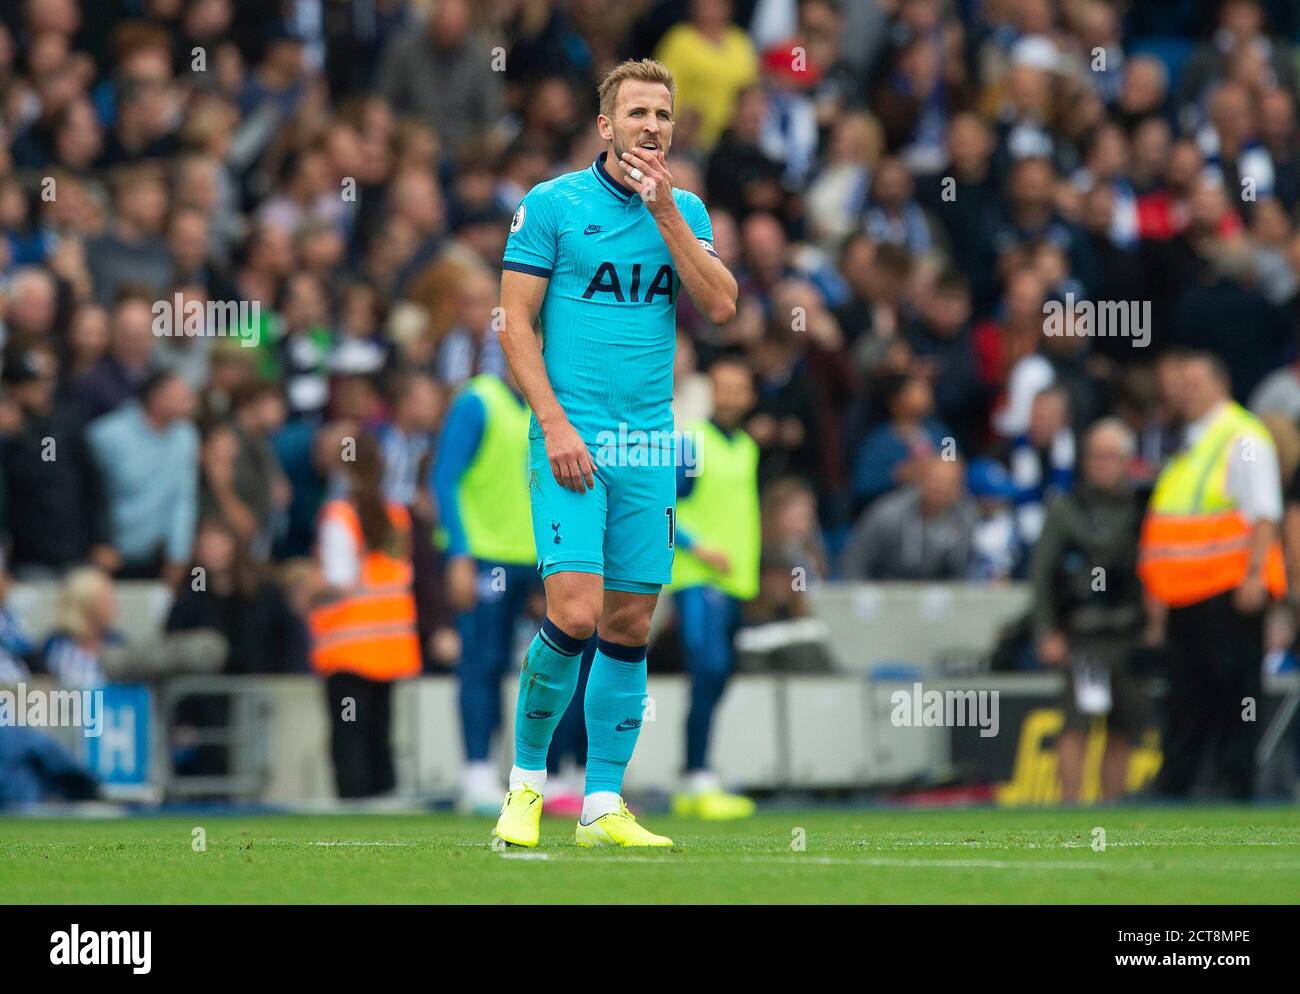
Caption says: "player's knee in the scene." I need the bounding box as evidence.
[599,609,652,647]
[548,602,598,641]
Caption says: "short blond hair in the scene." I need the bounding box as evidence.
[597,59,676,120]
[56,567,113,642]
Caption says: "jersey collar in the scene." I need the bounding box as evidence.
[592,151,636,201]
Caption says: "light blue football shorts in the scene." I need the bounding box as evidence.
[527,433,676,593]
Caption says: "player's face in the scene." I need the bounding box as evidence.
[601,80,674,165]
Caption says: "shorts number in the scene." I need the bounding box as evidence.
[665,507,675,549]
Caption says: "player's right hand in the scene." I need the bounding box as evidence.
[545,418,596,493]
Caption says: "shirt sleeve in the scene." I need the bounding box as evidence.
[1028,500,1068,639]
[502,186,559,278]
[320,513,360,588]
[432,392,487,557]
[1227,433,1283,522]
[679,192,719,258]
[993,355,1054,438]
[167,425,199,564]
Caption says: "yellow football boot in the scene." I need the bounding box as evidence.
[672,788,756,820]
[574,798,673,847]
[492,784,543,847]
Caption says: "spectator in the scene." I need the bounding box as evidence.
[166,517,307,674]
[3,267,59,348]
[239,25,308,121]
[905,268,987,453]
[432,265,505,389]
[200,379,287,558]
[59,305,112,397]
[166,206,234,301]
[85,165,173,305]
[273,418,353,560]
[993,158,1092,294]
[1140,352,1285,800]
[747,322,823,488]
[1178,0,1296,112]
[86,370,199,582]
[862,156,938,257]
[839,456,976,581]
[328,280,389,376]
[0,346,112,577]
[151,283,214,390]
[806,113,884,254]
[915,112,1003,314]
[705,87,788,220]
[852,371,950,510]
[40,566,122,689]
[376,0,504,159]
[309,431,420,799]
[967,457,1020,581]
[276,272,333,417]
[979,269,1051,440]
[73,288,158,423]
[654,0,758,152]
[1031,419,1148,802]
[834,236,911,357]
[0,564,36,684]
[760,476,828,582]
[1197,81,1276,211]
[377,371,441,510]
[256,146,345,236]
[1171,243,1291,402]
[1115,56,1168,133]
[1009,385,1076,547]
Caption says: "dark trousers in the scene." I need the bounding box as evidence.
[455,562,538,762]
[325,672,395,799]
[1156,591,1262,800]
[677,585,743,772]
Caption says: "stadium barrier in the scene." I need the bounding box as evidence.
[6,582,1297,804]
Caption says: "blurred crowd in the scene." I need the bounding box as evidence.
[2,0,1300,685]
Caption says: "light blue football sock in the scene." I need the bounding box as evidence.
[583,637,648,797]
[513,617,589,771]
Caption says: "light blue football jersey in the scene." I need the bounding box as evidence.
[503,151,716,443]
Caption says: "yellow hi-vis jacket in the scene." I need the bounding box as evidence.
[1138,401,1286,607]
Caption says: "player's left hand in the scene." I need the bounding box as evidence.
[619,148,673,215]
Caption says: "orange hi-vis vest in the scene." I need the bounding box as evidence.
[1138,402,1287,607]
[309,499,421,680]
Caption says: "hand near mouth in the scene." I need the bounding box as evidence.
[619,146,673,215]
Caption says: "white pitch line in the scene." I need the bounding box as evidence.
[260,837,1300,854]
[510,853,1300,873]
[307,841,415,847]
[850,839,1300,849]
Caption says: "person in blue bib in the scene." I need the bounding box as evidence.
[493,58,739,848]
[432,370,540,813]
[668,357,761,820]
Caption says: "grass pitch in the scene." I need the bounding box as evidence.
[2,805,1298,904]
